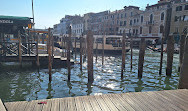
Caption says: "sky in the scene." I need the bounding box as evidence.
[0,0,159,29]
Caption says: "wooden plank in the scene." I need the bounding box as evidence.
[106,94,128,111]
[86,95,102,111]
[112,94,135,111]
[67,97,76,111]
[0,99,6,111]
[100,94,121,111]
[80,96,94,111]
[129,92,158,111]
[156,91,188,110]
[93,95,110,111]
[121,93,151,111]
[51,98,60,111]
[146,91,183,111]
[135,91,171,111]
[59,98,68,111]
[74,96,85,111]
[42,99,52,111]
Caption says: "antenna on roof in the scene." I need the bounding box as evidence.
[32,0,35,25]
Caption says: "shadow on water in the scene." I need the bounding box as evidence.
[0,49,180,102]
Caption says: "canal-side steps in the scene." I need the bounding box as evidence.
[0,99,6,111]
[2,89,188,111]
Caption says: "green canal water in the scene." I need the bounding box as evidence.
[0,49,179,102]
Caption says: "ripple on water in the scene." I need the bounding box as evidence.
[0,49,180,102]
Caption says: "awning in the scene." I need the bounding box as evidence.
[0,15,31,26]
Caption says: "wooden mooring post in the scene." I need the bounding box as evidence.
[80,36,83,71]
[18,31,22,67]
[179,36,188,89]
[36,33,40,67]
[95,37,98,62]
[159,33,164,75]
[121,31,126,79]
[166,35,174,76]
[138,38,146,78]
[67,26,71,82]
[179,34,186,72]
[48,28,52,81]
[74,38,77,60]
[130,35,133,70]
[102,35,104,65]
[87,30,94,83]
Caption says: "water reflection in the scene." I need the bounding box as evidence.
[0,49,179,102]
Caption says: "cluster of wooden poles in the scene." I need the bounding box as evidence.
[47,26,187,86]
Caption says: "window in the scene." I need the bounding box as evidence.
[136,29,138,35]
[176,6,182,11]
[185,5,188,10]
[160,25,164,33]
[140,27,142,34]
[125,13,127,18]
[130,12,133,16]
[133,29,135,34]
[124,21,126,26]
[161,12,164,20]
[174,16,178,22]
[130,20,132,25]
[149,26,152,34]
[134,19,136,23]
[150,14,153,23]
[121,14,123,18]
[120,21,123,26]
[141,16,144,23]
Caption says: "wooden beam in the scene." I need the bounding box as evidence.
[80,36,83,71]
[67,26,71,82]
[87,30,94,83]
[179,36,188,89]
[166,35,174,76]
[121,31,126,79]
[138,38,146,78]
[159,34,164,75]
[48,28,52,81]
[179,34,186,72]
[18,30,22,67]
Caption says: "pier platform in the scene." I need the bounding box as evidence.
[2,89,188,111]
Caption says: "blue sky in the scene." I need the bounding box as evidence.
[0,0,159,29]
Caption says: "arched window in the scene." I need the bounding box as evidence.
[160,25,164,33]
[140,27,142,34]
[150,14,153,23]
[161,12,164,20]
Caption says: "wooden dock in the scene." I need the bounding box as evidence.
[2,89,188,111]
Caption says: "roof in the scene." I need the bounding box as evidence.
[0,15,31,26]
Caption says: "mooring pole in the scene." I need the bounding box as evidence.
[18,31,22,67]
[36,33,40,67]
[52,34,54,63]
[166,35,174,76]
[95,37,98,62]
[48,28,52,81]
[80,35,83,71]
[179,36,188,89]
[87,30,94,83]
[67,26,71,82]
[179,34,186,72]
[130,35,133,70]
[102,34,104,65]
[74,38,77,61]
[138,38,146,78]
[121,31,126,79]
[159,33,164,75]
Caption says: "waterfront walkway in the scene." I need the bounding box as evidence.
[2,89,188,111]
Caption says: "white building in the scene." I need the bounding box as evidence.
[71,23,84,37]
